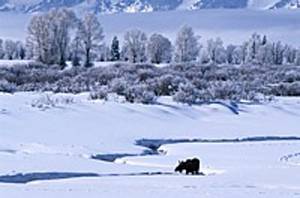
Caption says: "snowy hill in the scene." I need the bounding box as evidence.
[1,92,300,197]
[0,0,299,13]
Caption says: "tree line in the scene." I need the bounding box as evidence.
[0,8,300,68]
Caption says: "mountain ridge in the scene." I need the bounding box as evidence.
[0,0,299,14]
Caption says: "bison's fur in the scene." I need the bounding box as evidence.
[175,158,200,175]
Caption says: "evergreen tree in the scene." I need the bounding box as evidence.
[110,36,120,61]
[262,35,267,45]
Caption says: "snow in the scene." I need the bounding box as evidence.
[0,60,32,67]
[247,0,280,9]
[177,0,198,10]
[5,0,42,7]
[1,4,300,197]
[0,92,300,197]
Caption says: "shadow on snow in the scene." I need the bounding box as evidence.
[92,136,300,162]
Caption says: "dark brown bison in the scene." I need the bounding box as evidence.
[175,158,200,175]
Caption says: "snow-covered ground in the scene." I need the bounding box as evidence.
[1,92,300,197]
[0,60,33,67]
[0,9,300,45]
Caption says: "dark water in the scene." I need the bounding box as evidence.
[93,136,300,162]
[0,172,99,184]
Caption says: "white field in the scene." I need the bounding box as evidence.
[0,92,300,197]
[0,9,300,45]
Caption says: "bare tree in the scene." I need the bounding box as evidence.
[15,41,26,60]
[70,35,82,67]
[295,49,300,66]
[4,40,17,60]
[147,33,172,64]
[77,13,104,67]
[245,33,262,64]
[26,8,77,67]
[48,8,77,67]
[207,37,226,64]
[0,39,4,59]
[122,29,147,63]
[26,13,51,64]
[174,25,199,63]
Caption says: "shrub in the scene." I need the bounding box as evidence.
[90,86,109,101]
[173,83,202,105]
[31,94,75,110]
[124,84,157,104]
[1,62,300,104]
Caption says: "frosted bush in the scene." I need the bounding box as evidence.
[124,84,157,104]
[1,61,300,104]
[109,78,128,95]
[31,94,75,110]
[0,80,16,93]
[89,86,109,101]
[173,83,202,105]
[152,74,184,96]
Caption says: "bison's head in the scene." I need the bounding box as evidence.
[175,160,185,173]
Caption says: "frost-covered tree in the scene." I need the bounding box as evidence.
[122,29,147,63]
[70,35,82,67]
[199,48,210,64]
[272,41,285,65]
[174,26,199,63]
[245,33,262,64]
[226,44,236,64]
[4,40,17,60]
[77,13,104,67]
[295,49,300,66]
[283,45,296,65]
[2,40,26,60]
[206,37,226,64]
[26,13,50,63]
[99,45,111,62]
[15,41,26,60]
[26,8,77,67]
[110,36,120,61]
[147,33,172,64]
[0,39,4,59]
[232,46,243,65]
[232,42,248,65]
[47,8,77,67]
[257,43,274,65]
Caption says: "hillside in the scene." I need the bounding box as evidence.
[0,0,299,13]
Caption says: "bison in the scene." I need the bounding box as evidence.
[175,158,200,175]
